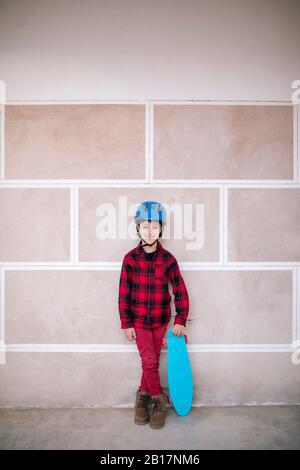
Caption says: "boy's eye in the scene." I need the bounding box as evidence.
[141,223,159,230]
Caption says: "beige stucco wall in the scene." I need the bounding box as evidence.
[0,0,300,407]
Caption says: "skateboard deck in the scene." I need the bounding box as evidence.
[166,329,193,416]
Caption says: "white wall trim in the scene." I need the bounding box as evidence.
[146,102,153,184]
[151,182,299,187]
[219,262,300,267]
[150,101,293,106]
[297,104,300,184]
[293,103,298,182]
[223,186,228,263]
[148,101,153,182]
[0,263,299,269]
[4,343,297,353]
[292,268,297,345]
[219,186,224,264]
[145,102,150,183]
[0,101,4,180]
[0,268,5,364]
[1,265,297,270]
[4,100,150,105]
[1,182,299,187]
[74,185,79,264]
[0,267,4,344]
[0,180,151,186]
[70,186,75,264]
[5,100,294,105]
[296,267,300,347]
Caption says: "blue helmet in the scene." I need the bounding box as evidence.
[134,200,167,227]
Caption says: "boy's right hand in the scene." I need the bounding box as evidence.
[125,327,136,342]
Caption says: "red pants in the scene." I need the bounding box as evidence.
[135,324,168,397]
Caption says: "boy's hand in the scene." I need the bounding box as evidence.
[125,327,136,342]
[172,324,185,336]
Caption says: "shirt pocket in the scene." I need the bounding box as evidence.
[153,264,168,281]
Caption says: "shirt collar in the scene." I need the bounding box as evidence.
[135,239,162,259]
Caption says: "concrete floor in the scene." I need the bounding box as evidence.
[0,406,300,450]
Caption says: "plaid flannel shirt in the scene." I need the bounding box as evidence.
[118,240,189,329]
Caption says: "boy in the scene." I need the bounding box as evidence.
[118,200,189,429]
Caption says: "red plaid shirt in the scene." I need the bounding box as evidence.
[118,240,189,329]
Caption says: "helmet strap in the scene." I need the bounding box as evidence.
[136,223,163,248]
[140,237,158,248]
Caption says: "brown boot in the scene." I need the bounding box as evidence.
[134,389,151,425]
[149,393,167,429]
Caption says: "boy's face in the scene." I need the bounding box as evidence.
[139,220,161,243]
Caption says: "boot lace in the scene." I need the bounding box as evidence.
[152,395,165,412]
[137,392,150,407]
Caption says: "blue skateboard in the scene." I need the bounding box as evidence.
[166,329,193,416]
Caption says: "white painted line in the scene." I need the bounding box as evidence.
[5,100,150,105]
[0,268,5,364]
[222,262,300,267]
[0,181,300,187]
[74,185,79,264]
[296,267,300,347]
[145,101,150,183]
[0,342,5,364]
[298,104,300,184]
[1,267,4,343]
[223,186,228,263]
[0,183,74,189]
[0,81,5,181]
[219,187,223,263]
[75,262,300,268]
[70,186,75,264]
[293,104,298,182]
[149,102,154,183]
[0,102,4,180]
[1,263,122,269]
[150,101,292,106]
[0,180,149,186]
[0,261,299,268]
[1,264,296,270]
[186,344,296,353]
[292,268,297,346]
[141,180,298,186]
[172,265,296,270]
[5,343,296,353]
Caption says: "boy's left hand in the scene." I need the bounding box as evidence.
[172,324,185,336]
